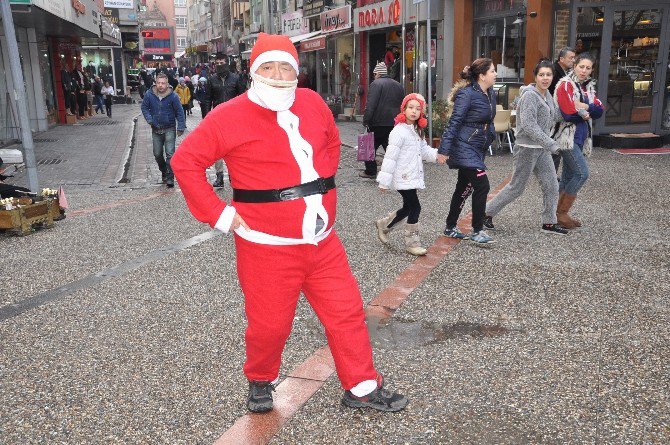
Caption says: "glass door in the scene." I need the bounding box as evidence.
[595,4,670,134]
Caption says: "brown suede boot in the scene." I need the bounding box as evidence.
[556,192,577,229]
[562,193,582,227]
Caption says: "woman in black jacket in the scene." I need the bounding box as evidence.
[437,58,497,244]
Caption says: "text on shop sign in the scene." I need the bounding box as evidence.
[354,0,401,32]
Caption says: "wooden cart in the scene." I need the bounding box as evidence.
[0,198,59,236]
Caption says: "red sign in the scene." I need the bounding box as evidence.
[320,6,351,33]
[71,0,86,15]
[300,37,326,52]
[142,28,170,39]
[354,0,401,32]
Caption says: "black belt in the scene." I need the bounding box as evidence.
[233,176,335,203]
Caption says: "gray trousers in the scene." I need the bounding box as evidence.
[486,146,559,225]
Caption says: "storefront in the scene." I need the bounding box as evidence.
[291,4,357,113]
[2,0,101,135]
[568,0,670,136]
[355,0,444,115]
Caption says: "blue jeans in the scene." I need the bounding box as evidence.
[94,94,104,113]
[560,144,589,195]
[152,128,176,180]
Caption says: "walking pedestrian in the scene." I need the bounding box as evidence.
[207,63,245,188]
[175,77,191,118]
[171,33,407,414]
[360,62,404,179]
[438,58,497,245]
[484,59,568,235]
[140,73,186,188]
[195,77,210,119]
[185,76,195,115]
[102,81,114,118]
[92,76,104,114]
[549,47,576,174]
[375,93,437,255]
[553,52,604,228]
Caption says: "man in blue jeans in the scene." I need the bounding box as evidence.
[141,73,186,188]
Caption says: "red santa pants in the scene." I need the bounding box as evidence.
[234,231,377,390]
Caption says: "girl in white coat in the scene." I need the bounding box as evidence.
[376,93,438,255]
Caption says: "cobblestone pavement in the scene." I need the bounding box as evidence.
[1,103,669,444]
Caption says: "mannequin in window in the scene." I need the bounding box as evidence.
[60,62,75,116]
[339,54,351,101]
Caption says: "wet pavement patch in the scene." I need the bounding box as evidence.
[367,317,519,350]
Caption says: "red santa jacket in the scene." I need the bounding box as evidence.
[171,88,341,243]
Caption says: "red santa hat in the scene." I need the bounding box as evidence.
[250,33,300,75]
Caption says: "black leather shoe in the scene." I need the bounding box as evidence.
[247,381,275,413]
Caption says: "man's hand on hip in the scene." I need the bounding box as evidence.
[231,213,250,231]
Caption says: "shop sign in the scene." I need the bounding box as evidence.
[300,36,326,52]
[144,54,173,61]
[103,8,120,25]
[354,0,401,33]
[475,0,515,15]
[71,0,86,16]
[320,5,351,33]
[104,0,133,9]
[303,0,329,17]
[282,10,308,37]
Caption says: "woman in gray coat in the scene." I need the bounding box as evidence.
[484,59,568,235]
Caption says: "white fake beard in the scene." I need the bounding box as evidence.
[249,72,298,112]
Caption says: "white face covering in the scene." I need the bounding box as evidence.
[249,72,298,112]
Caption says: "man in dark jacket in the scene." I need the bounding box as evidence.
[206,63,245,188]
[361,62,404,178]
[207,63,245,108]
[141,73,186,188]
[549,47,575,173]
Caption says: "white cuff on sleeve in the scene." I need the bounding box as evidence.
[214,206,237,233]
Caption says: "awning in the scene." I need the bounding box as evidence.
[289,31,322,44]
[175,51,186,58]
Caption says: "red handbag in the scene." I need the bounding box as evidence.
[357,132,375,161]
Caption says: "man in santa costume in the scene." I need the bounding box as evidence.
[171,33,407,413]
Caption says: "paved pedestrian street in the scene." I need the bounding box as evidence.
[1,104,669,444]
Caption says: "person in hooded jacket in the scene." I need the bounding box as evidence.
[185,76,195,115]
[484,59,568,236]
[141,73,186,188]
[175,77,192,117]
[437,58,497,245]
[195,77,210,118]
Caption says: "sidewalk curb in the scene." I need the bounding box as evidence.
[115,114,141,184]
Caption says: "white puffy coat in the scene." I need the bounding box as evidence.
[376,123,438,190]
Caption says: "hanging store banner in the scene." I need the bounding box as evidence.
[102,8,120,25]
[281,10,308,37]
[104,0,133,9]
[354,0,401,33]
[320,5,351,33]
[300,36,326,52]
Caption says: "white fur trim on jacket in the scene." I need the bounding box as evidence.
[552,75,596,157]
[250,50,299,75]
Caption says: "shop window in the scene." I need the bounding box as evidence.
[606,8,662,126]
[174,0,186,6]
[177,38,187,49]
[474,17,525,82]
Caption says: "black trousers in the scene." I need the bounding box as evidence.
[364,125,393,175]
[105,97,112,117]
[77,91,87,116]
[389,189,421,226]
[200,102,210,119]
[446,168,490,232]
